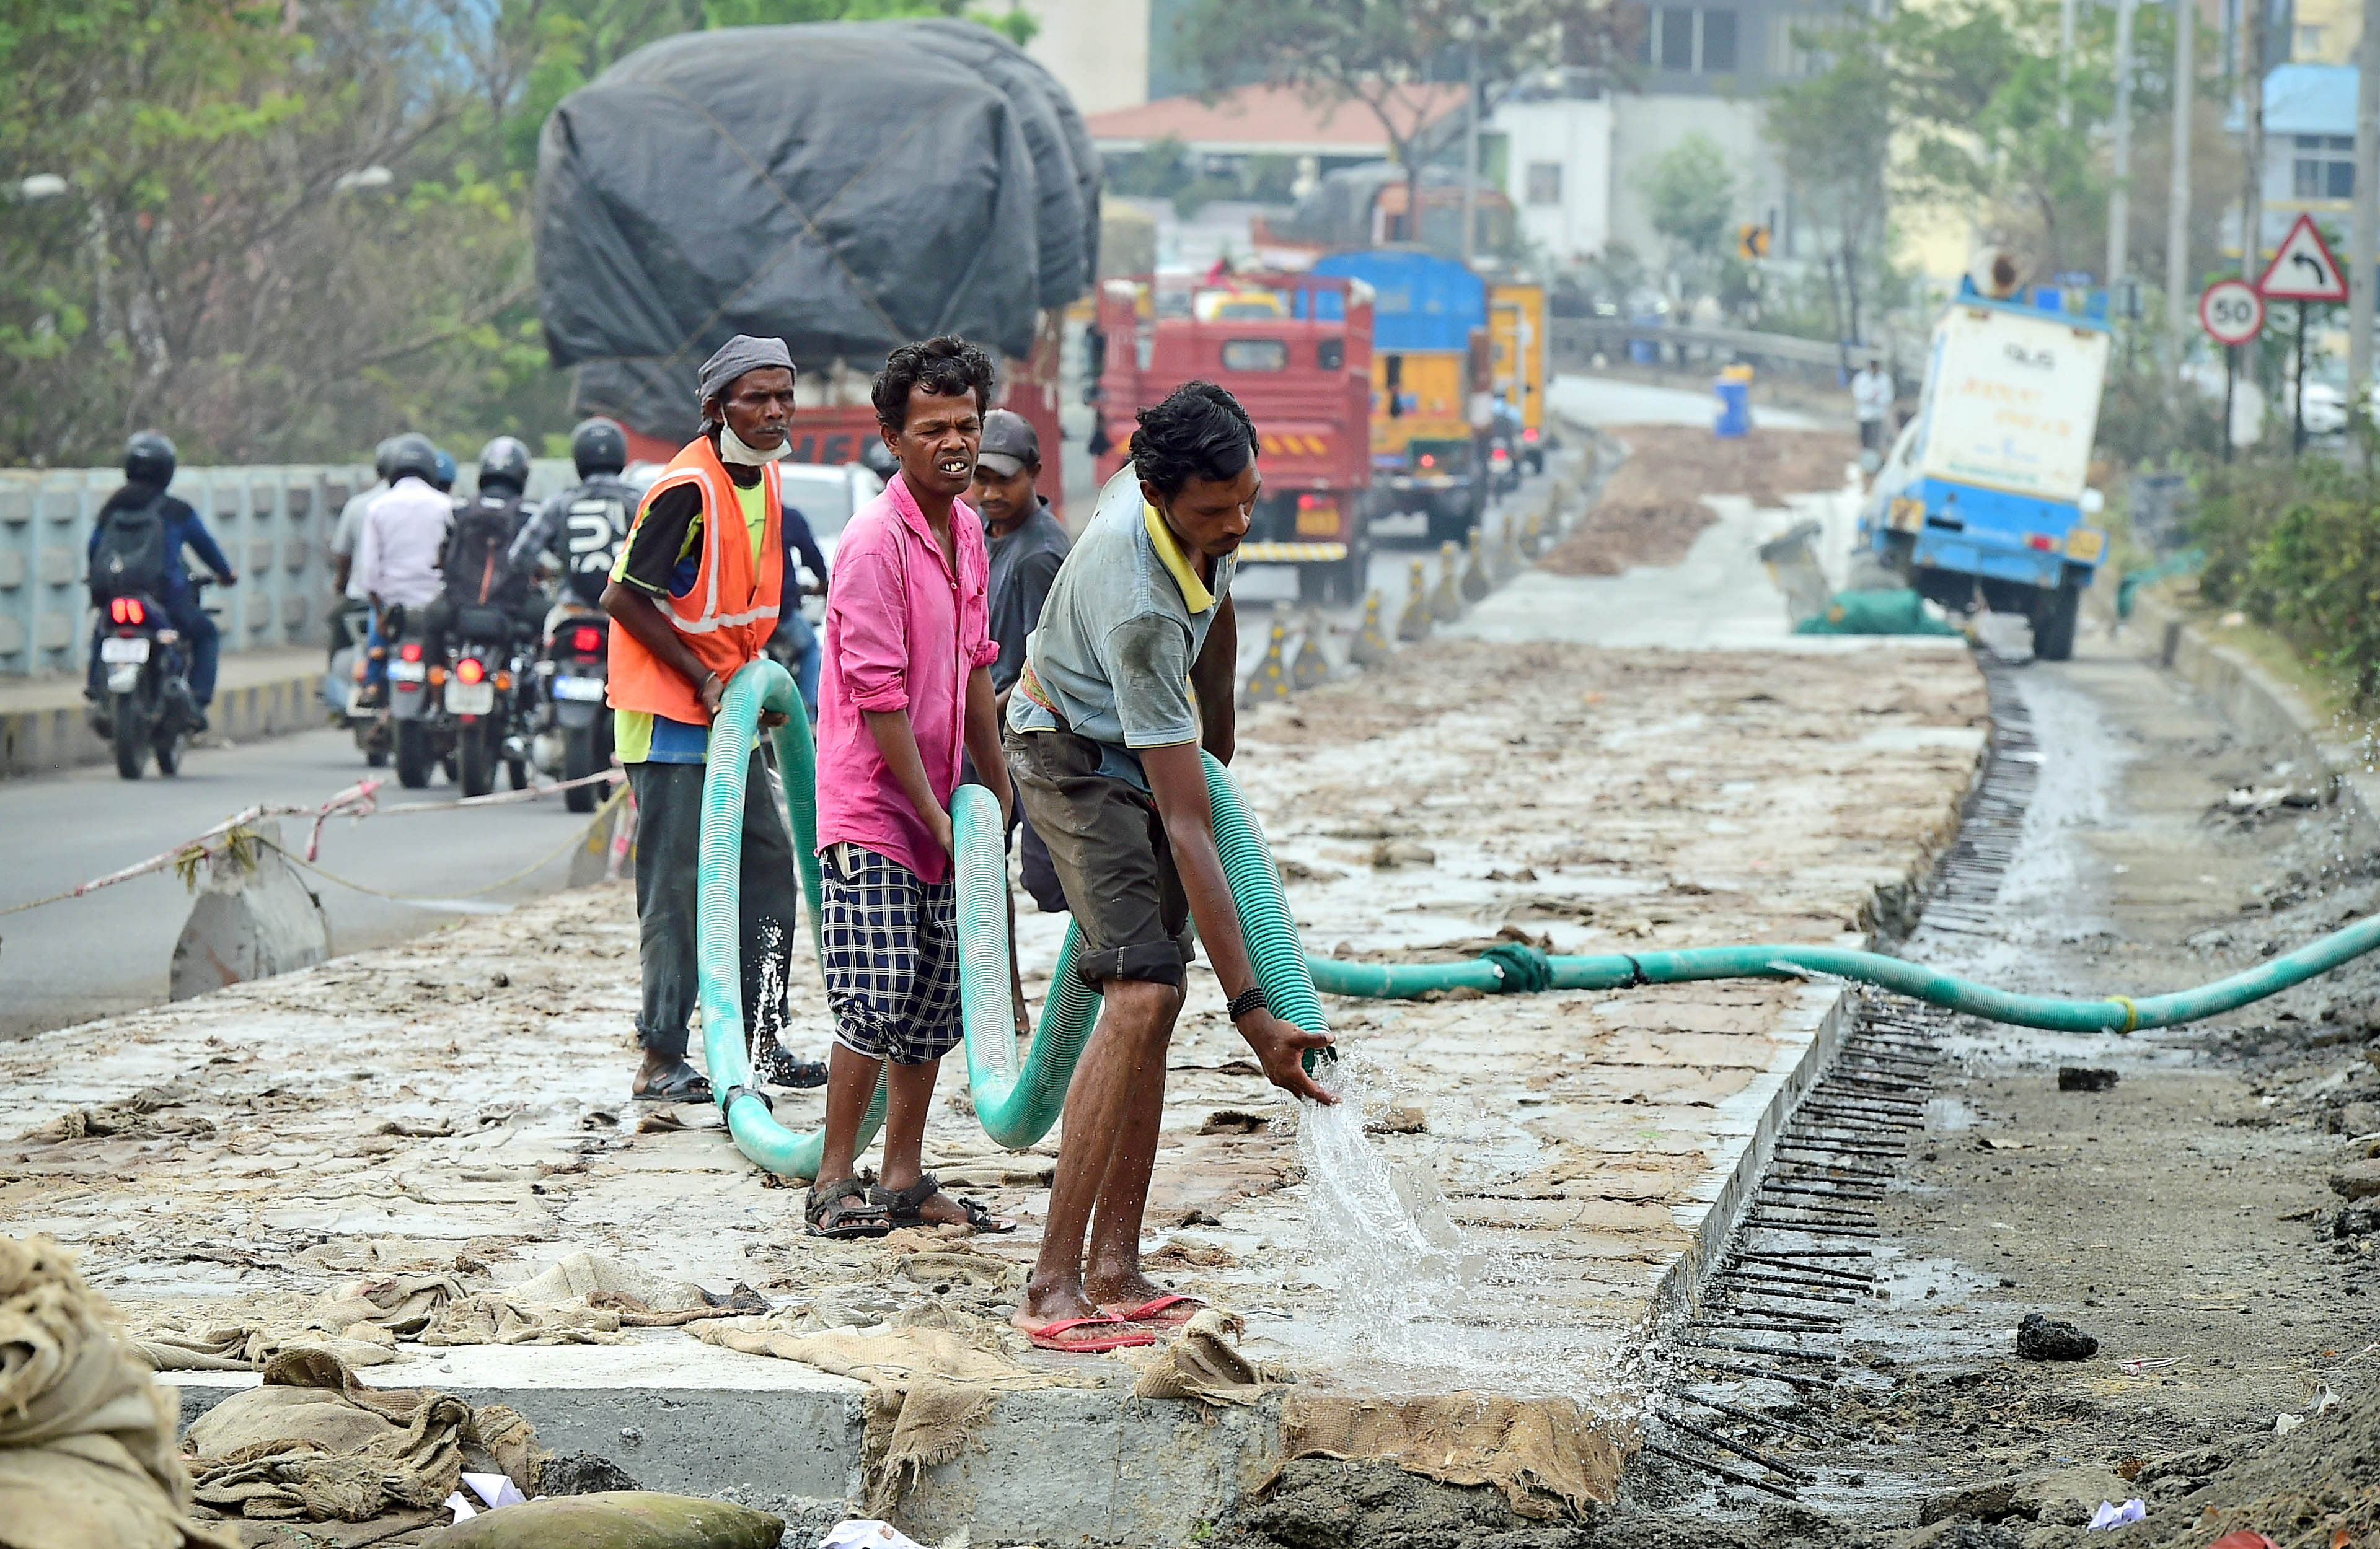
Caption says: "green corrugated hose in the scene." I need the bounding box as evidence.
[702,651,2365,1183]
[697,659,884,1181]
[1305,927,2380,1033]
[700,664,1326,1176]
[944,749,1332,1149]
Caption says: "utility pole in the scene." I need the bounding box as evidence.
[2060,0,2078,127]
[2244,0,2265,278]
[2169,0,2197,343]
[2351,0,2380,428]
[2108,0,2138,288]
[1460,35,1481,266]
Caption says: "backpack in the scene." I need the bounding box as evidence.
[90,493,170,600]
[443,493,528,613]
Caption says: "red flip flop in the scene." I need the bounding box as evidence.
[1103,1294,1206,1326]
[1024,1317,1158,1354]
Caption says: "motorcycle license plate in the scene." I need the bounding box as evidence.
[99,636,150,665]
[446,680,496,716]
[552,675,606,703]
[389,660,427,683]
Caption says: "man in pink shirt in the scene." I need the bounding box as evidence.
[809,337,1016,1239]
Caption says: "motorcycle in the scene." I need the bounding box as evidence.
[531,607,614,814]
[383,603,454,790]
[446,603,530,799]
[92,581,209,780]
[324,599,391,766]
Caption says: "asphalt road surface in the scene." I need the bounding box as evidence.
[0,726,601,1038]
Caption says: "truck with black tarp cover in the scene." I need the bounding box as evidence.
[535,19,1100,513]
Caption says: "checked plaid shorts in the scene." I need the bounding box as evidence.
[819,843,964,1065]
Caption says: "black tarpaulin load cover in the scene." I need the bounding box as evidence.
[537,18,1100,444]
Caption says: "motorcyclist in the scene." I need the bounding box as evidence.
[328,436,402,665]
[426,436,542,659]
[353,432,451,639]
[508,418,640,621]
[83,432,239,734]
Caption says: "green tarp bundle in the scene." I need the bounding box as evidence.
[1793,589,1960,636]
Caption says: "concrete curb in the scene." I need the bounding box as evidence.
[0,669,324,780]
[165,1338,1284,1546]
[2123,592,2380,847]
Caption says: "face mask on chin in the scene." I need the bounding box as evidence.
[715,418,788,467]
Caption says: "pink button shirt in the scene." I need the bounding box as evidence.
[815,473,999,885]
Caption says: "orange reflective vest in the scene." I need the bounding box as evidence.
[606,435,783,726]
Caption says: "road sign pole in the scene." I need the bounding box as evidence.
[2297,299,2309,456]
[2225,343,2237,463]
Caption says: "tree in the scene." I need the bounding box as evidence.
[0,0,1039,467]
[1641,133,1736,292]
[1176,0,1634,245]
[1767,17,1893,348]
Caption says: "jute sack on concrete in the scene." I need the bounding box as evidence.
[1281,1392,1634,1520]
[185,1348,544,1522]
[0,1234,231,1549]
[430,1491,784,1548]
[691,1312,1065,1514]
[1131,1308,1272,1406]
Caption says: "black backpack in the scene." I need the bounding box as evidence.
[90,493,170,600]
[443,492,529,612]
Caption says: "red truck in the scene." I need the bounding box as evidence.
[1091,272,1375,603]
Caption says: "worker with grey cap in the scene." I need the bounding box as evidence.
[599,333,826,1104]
[966,408,1069,917]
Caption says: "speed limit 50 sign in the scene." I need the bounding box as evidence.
[2200,278,2267,346]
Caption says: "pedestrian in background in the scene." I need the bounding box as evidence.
[806,336,1014,1240]
[969,407,1069,915]
[1853,353,1894,455]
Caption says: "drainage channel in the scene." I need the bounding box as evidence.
[1639,649,2038,1498]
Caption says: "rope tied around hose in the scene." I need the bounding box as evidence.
[1479,941,1556,993]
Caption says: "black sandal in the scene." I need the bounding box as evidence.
[752,1040,828,1090]
[869,1172,1015,1234]
[806,1175,891,1239]
[633,1061,714,1104]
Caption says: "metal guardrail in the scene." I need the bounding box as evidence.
[0,459,586,677]
[1550,317,1856,372]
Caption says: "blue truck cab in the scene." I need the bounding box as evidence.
[1859,283,2113,660]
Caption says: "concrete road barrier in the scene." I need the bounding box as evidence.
[169,820,332,1000]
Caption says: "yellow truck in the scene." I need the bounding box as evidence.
[1489,281,1551,473]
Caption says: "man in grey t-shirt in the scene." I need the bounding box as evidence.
[1003,381,1334,1350]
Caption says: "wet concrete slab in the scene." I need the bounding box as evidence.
[0,514,1986,1540]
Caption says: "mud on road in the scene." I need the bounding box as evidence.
[1214,626,2380,1549]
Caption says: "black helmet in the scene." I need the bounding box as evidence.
[570,417,628,478]
[478,435,532,494]
[859,437,897,478]
[123,431,177,486]
[385,432,440,485]
[372,436,403,483]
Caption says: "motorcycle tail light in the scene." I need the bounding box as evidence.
[1523,427,1539,442]
[570,625,603,654]
[456,657,486,685]
[493,670,513,692]
[1418,454,1437,470]
[400,641,423,662]
[428,665,447,687]
[109,597,146,625]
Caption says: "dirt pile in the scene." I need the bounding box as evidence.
[1540,426,1858,576]
[2125,1372,2380,1548]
